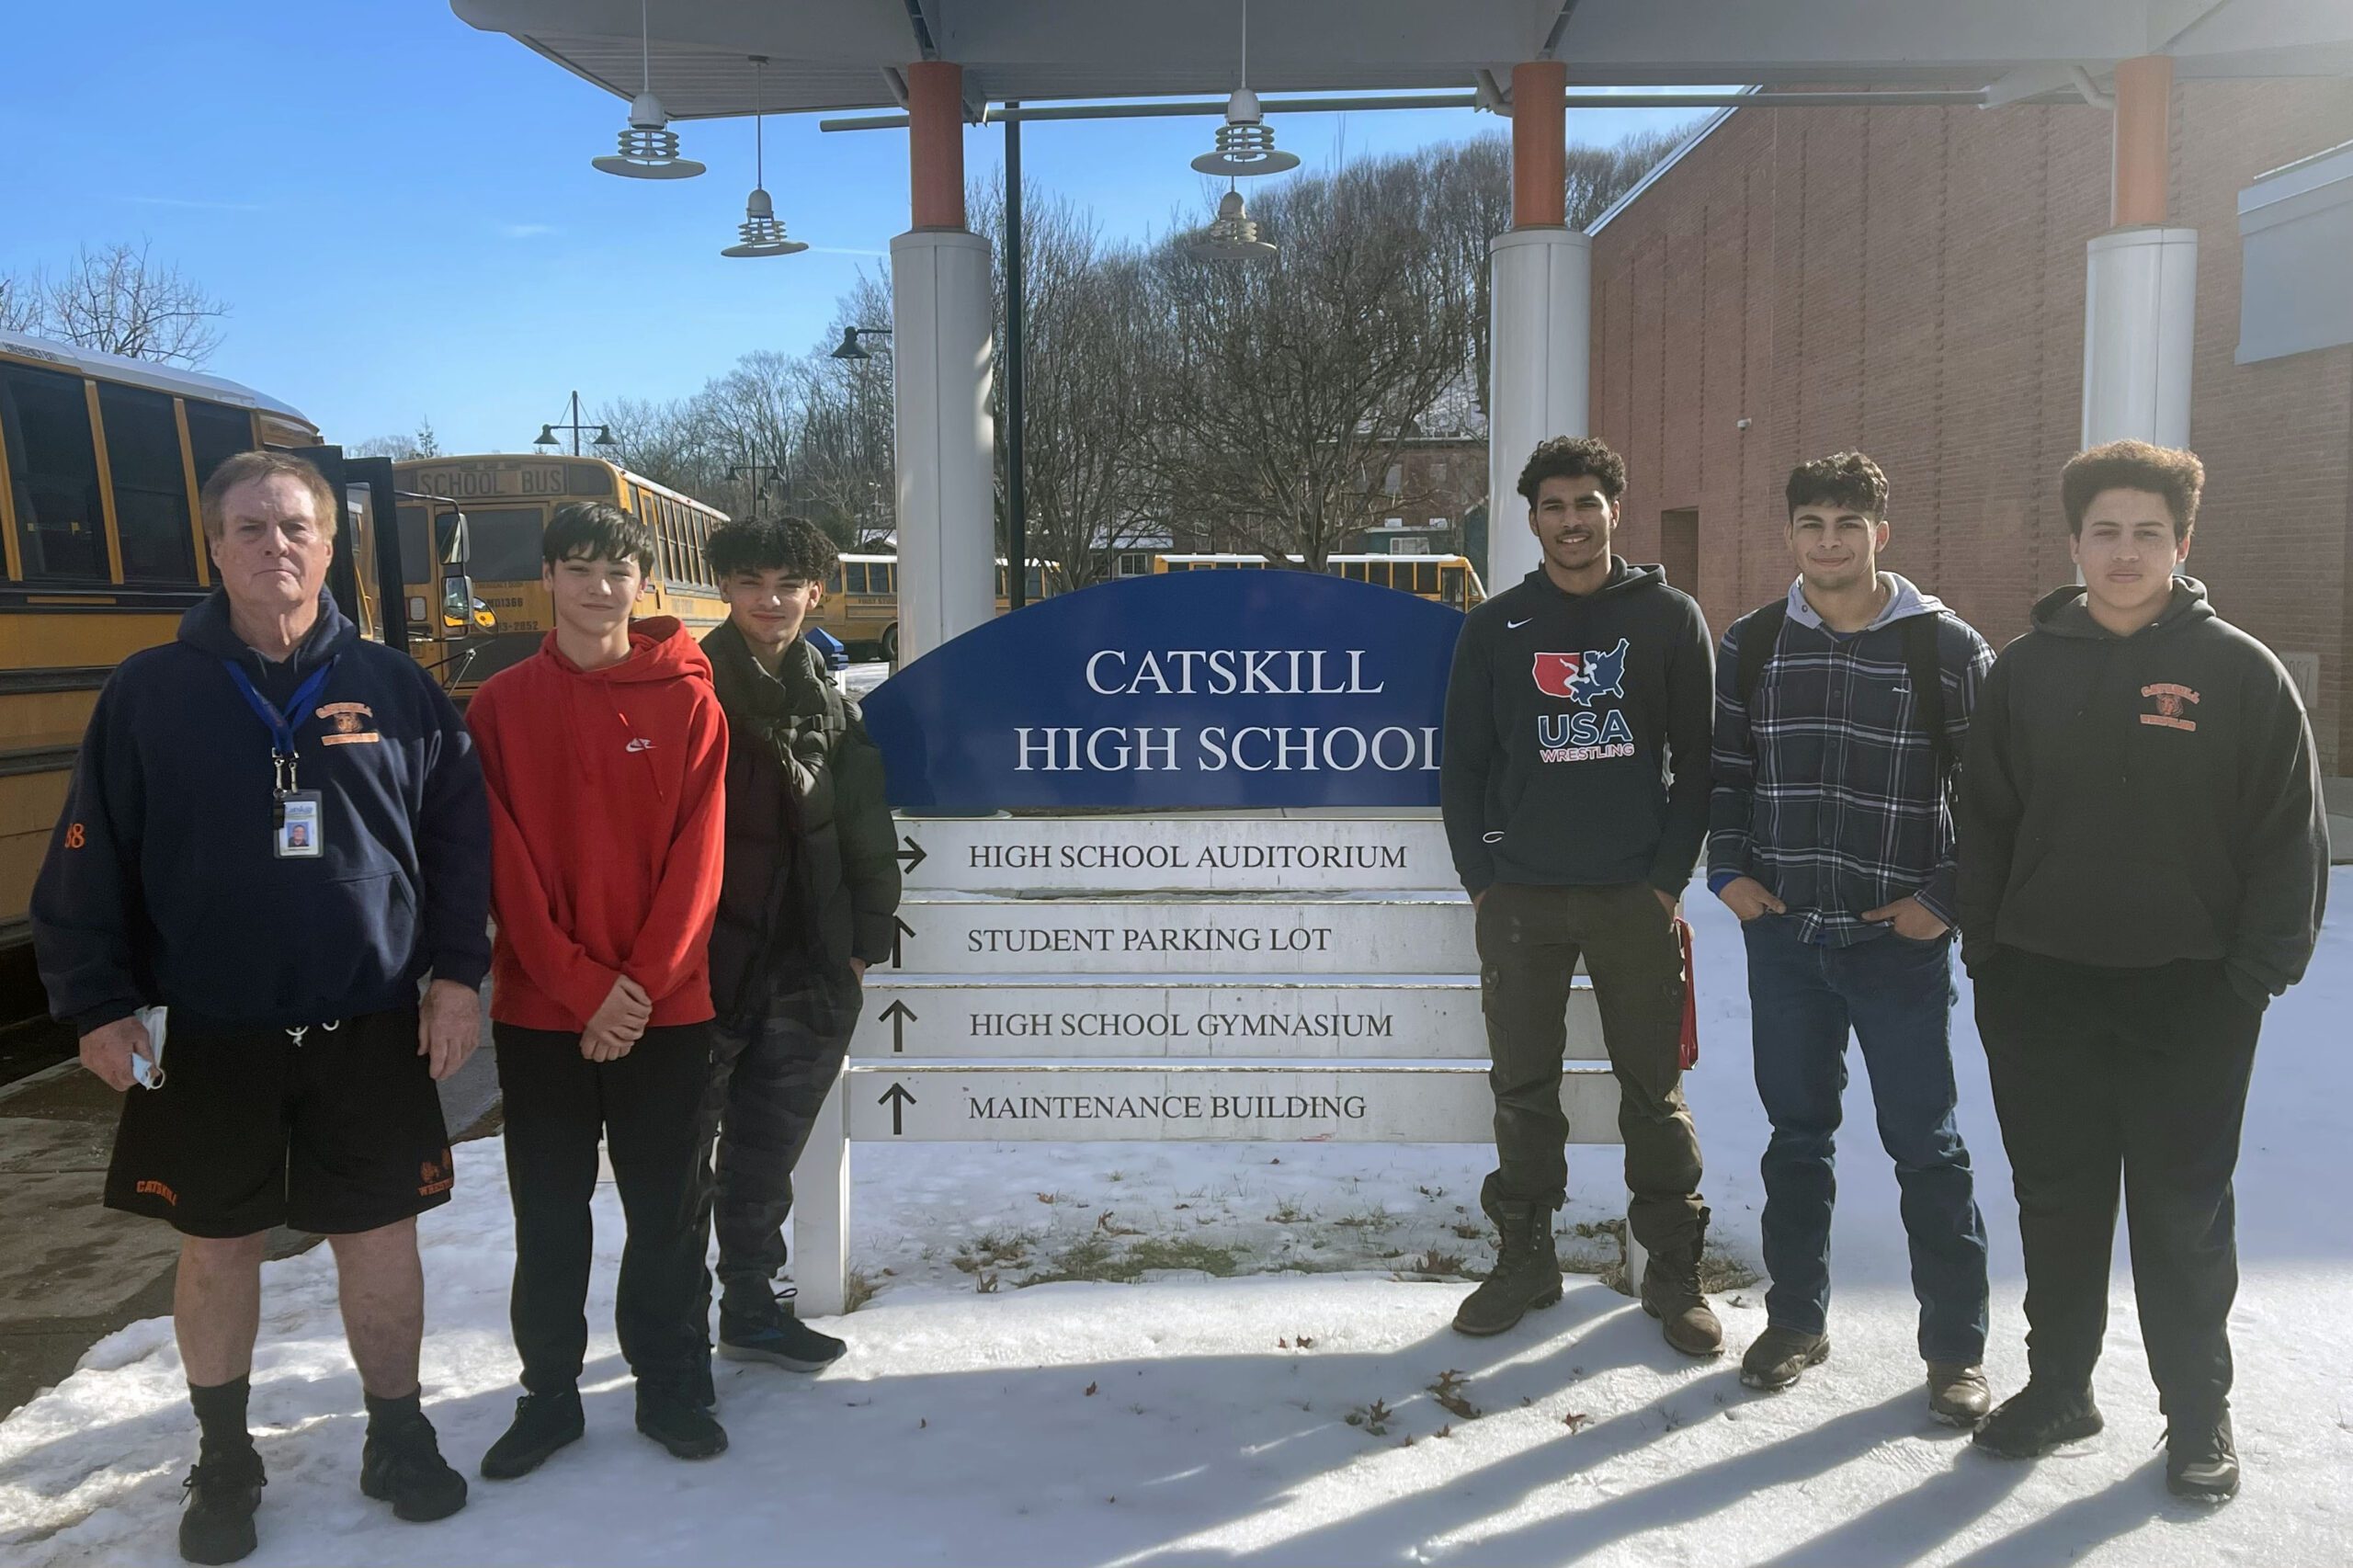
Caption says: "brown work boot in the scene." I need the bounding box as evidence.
[1927,1362,1993,1427]
[1452,1184,1562,1336]
[1639,1217,1723,1357]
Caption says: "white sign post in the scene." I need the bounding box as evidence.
[791,812,1642,1315]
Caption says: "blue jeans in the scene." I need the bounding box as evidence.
[1742,915,1988,1363]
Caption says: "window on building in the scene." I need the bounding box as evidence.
[1661,507,1699,595]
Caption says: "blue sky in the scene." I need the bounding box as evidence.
[10,3,1710,454]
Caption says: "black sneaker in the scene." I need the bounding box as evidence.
[636,1383,729,1460]
[720,1288,847,1371]
[359,1412,468,1522]
[178,1447,265,1565]
[2165,1411,2239,1505]
[479,1390,585,1481]
[1972,1381,2104,1459]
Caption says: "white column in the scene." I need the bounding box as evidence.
[2080,227,2199,449]
[790,1073,852,1317]
[890,228,996,664]
[1486,228,1592,591]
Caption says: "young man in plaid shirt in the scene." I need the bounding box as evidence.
[1709,452,1995,1424]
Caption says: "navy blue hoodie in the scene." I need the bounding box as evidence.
[32,589,493,1033]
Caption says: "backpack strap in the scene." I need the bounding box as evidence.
[1733,599,1790,710]
[1901,612,1953,784]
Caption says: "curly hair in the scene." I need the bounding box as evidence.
[1516,436,1627,506]
[1785,451,1889,519]
[2061,440,2205,540]
[705,516,839,583]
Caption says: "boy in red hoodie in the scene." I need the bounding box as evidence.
[464,502,729,1476]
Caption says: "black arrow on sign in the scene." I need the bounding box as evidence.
[891,915,915,969]
[895,835,927,874]
[879,998,916,1052]
[879,1082,916,1135]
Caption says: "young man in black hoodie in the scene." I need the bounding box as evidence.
[695,517,901,1376]
[1441,436,1720,1353]
[33,452,488,1562]
[1960,440,2328,1501]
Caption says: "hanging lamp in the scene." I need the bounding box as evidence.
[593,0,706,178]
[1190,0,1299,176]
[1188,181,1278,259]
[722,57,807,256]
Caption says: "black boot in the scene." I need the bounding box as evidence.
[1640,1211,1724,1357]
[2165,1410,2239,1504]
[1451,1183,1561,1336]
[636,1381,730,1460]
[178,1446,265,1565]
[479,1390,585,1481]
[720,1286,847,1371]
[359,1409,468,1522]
[1972,1380,2104,1459]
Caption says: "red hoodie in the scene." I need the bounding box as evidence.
[467,617,728,1032]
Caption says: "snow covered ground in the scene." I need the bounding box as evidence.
[6,875,2351,1566]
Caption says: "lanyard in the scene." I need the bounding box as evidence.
[223,656,336,796]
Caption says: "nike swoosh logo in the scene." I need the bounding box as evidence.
[1506,617,1532,630]
[625,738,654,753]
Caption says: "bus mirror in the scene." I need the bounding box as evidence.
[441,574,477,631]
[435,511,472,568]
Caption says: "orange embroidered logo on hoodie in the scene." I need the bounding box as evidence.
[2140,682,2200,732]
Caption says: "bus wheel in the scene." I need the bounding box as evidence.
[881,624,899,665]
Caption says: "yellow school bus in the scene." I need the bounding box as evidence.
[1154,551,1488,608]
[809,554,1055,664]
[392,455,733,695]
[0,330,359,980]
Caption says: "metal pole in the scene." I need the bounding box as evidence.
[1005,101,1028,610]
[571,390,582,457]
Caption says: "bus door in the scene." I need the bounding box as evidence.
[292,445,406,647]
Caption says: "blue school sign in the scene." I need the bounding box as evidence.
[861,569,1464,812]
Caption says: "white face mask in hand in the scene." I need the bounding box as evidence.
[131,1006,169,1090]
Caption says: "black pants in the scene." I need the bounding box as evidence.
[494,1022,713,1396]
[695,978,858,1303]
[1475,880,1706,1255]
[1974,951,2260,1419]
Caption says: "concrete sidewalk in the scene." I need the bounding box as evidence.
[0,1006,501,1419]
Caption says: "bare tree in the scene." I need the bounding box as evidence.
[0,272,40,334]
[348,418,441,461]
[38,243,228,367]
[1143,153,1478,572]
[972,176,1166,590]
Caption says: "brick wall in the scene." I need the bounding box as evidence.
[1587,83,2353,767]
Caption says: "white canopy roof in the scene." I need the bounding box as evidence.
[452,0,2353,120]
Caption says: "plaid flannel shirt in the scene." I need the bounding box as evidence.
[1707,577,1993,947]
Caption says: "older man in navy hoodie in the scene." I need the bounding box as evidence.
[32,451,491,1564]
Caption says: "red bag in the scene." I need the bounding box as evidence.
[1677,917,1699,1071]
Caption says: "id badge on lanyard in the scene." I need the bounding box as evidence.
[223,657,336,860]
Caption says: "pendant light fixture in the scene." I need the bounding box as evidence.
[1190,0,1299,176]
[722,56,807,256]
[1188,180,1278,260]
[593,0,706,178]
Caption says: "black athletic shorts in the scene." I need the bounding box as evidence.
[103,1005,454,1239]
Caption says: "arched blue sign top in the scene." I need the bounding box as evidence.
[861,570,1464,812]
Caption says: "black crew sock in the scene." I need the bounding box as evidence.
[363,1388,425,1436]
[188,1376,254,1459]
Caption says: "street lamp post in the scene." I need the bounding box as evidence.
[534,391,616,458]
[727,459,787,521]
[831,328,893,546]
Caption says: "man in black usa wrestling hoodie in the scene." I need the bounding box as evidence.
[1440,436,1719,1355]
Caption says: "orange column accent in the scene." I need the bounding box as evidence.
[907,61,967,231]
[2111,54,2173,227]
[1510,61,1569,228]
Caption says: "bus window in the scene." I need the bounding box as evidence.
[825,563,843,593]
[882,562,898,593]
[1025,563,1044,602]
[464,506,547,580]
[1413,561,1437,595]
[844,562,868,594]
[97,383,198,583]
[1,362,109,581]
[183,398,255,491]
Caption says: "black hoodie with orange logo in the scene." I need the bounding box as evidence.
[1956,577,2328,1008]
